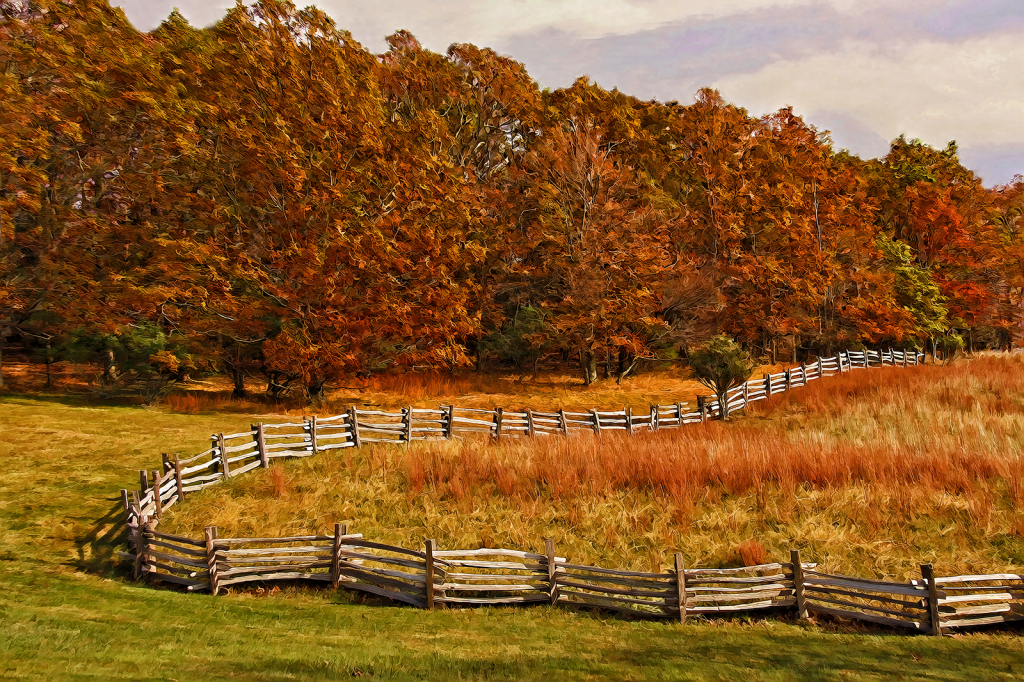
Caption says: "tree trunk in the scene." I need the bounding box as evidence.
[103,348,116,385]
[602,342,611,380]
[265,370,293,399]
[717,388,730,420]
[617,348,640,384]
[305,377,328,403]
[0,334,5,388]
[229,367,246,399]
[580,350,598,386]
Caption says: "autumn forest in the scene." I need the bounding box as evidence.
[3,0,1024,401]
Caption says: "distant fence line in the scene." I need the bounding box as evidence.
[114,348,1024,634]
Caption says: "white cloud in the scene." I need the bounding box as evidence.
[117,0,951,49]
[712,32,1024,153]
[117,0,237,31]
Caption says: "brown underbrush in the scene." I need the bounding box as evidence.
[160,355,1024,582]
[163,360,798,414]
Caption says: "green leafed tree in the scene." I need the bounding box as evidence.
[688,335,757,419]
[877,236,949,339]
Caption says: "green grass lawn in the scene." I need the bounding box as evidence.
[1,393,1023,681]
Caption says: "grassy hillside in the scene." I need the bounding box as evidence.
[1,359,1023,680]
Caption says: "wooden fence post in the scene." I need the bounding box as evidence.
[210,435,219,473]
[558,408,568,436]
[816,357,823,377]
[697,396,706,424]
[650,405,659,431]
[348,406,361,448]
[307,415,319,454]
[120,488,130,521]
[625,406,633,434]
[791,549,807,620]
[139,470,149,495]
[404,406,413,446]
[742,382,749,408]
[425,539,437,610]
[444,405,455,440]
[676,402,684,426]
[205,526,219,596]
[133,515,148,580]
[171,454,185,503]
[253,424,268,468]
[784,369,792,391]
[764,373,772,397]
[921,564,943,636]
[674,553,687,624]
[217,433,230,478]
[526,408,536,438]
[493,408,504,441]
[590,409,602,436]
[331,523,342,589]
[152,470,163,519]
[545,538,558,605]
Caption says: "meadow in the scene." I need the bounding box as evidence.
[161,356,1024,581]
[1,355,1023,679]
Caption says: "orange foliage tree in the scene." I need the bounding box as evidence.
[1,0,1019,396]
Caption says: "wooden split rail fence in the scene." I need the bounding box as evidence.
[115,347,1024,633]
[117,522,1024,634]
[124,348,926,524]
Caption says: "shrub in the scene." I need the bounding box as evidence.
[937,332,965,365]
[688,335,756,419]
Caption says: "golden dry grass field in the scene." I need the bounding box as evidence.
[160,355,1024,582]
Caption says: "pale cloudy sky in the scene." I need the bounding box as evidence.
[119,0,1024,186]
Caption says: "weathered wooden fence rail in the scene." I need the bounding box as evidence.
[115,348,1024,633]
[116,520,1024,634]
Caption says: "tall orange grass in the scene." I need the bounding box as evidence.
[398,358,1024,509]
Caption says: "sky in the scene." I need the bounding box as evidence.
[118,0,1024,187]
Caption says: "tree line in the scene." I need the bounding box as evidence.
[2,0,1022,400]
